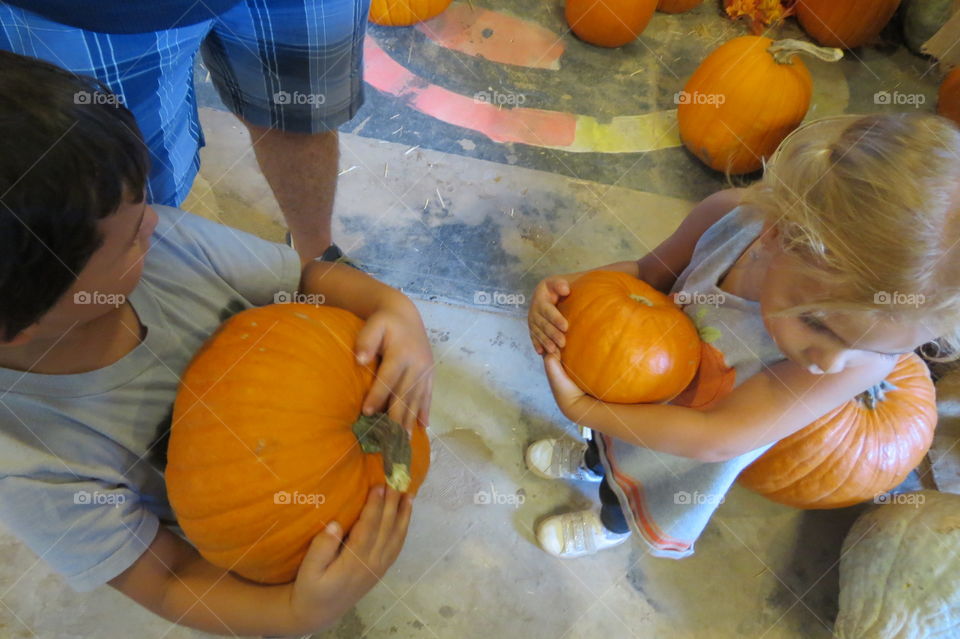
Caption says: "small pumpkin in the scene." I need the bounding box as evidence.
[557,270,701,404]
[369,0,452,26]
[795,0,901,49]
[836,490,960,639]
[671,341,736,409]
[565,0,658,48]
[166,303,430,584]
[677,37,842,175]
[939,68,960,127]
[738,353,936,509]
[658,0,702,13]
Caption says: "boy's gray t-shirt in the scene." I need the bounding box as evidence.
[0,205,302,591]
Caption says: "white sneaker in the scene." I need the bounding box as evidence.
[537,509,631,558]
[525,438,602,482]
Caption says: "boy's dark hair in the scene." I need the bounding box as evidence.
[0,50,149,340]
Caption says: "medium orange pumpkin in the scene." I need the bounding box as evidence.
[557,270,701,404]
[939,69,960,127]
[795,0,901,49]
[565,0,658,48]
[658,0,702,13]
[166,303,430,584]
[739,353,936,509]
[369,0,452,26]
[677,36,842,174]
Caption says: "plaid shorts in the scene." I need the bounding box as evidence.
[0,0,371,206]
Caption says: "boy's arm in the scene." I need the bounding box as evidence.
[298,260,412,320]
[297,260,432,430]
[545,354,895,462]
[109,486,411,637]
[109,527,309,636]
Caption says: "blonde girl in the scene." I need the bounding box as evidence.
[525,112,960,558]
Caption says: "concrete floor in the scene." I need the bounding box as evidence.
[0,2,944,637]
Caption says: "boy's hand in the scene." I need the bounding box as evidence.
[543,354,594,423]
[528,274,578,355]
[355,298,434,432]
[290,486,413,632]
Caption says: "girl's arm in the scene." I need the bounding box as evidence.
[636,188,746,294]
[544,354,896,462]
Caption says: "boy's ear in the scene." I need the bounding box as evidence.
[0,325,37,347]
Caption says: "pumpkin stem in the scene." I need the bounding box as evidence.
[352,413,413,491]
[855,379,896,410]
[629,294,654,306]
[768,39,843,65]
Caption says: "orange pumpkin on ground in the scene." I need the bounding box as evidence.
[677,36,842,175]
[369,0,452,26]
[166,303,430,584]
[565,0,658,48]
[939,69,960,127]
[795,0,901,49]
[558,271,701,404]
[658,0,702,13]
[738,353,936,509]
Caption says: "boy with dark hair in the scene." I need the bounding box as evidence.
[0,51,434,636]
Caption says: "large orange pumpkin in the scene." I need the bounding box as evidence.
[939,69,960,127]
[658,0,702,13]
[677,36,842,174]
[738,353,936,509]
[557,271,701,404]
[166,303,430,584]
[369,0,452,26]
[565,0,658,48]
[795,0,901,49]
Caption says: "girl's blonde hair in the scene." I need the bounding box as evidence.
[741,112,960,361]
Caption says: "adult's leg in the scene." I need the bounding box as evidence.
[202,0,371,261]
[0,5,212,207]
[240,124,338,259]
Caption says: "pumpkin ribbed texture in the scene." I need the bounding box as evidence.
[166,303,430,584]
[557,271,701,404]
[795,0,900,49]
[738,353,936,509]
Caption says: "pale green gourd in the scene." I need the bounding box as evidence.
[835,490,960,639]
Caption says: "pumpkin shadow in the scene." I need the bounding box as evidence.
[771,504,869,631]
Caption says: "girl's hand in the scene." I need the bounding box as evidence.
[355,299,434,433]
[528,274,579,355]
[543,354,594,423]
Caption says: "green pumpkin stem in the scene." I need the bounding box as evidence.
[352,413,413,492]
[629,294,654,306]
[768,39,843,65]
[855,379,895,410]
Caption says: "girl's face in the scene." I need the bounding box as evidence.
[759,250,938,375]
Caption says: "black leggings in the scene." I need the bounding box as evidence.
[585,438,631,534]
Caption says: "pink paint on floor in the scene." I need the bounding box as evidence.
[416,2,564,70]
[364,36,576,147]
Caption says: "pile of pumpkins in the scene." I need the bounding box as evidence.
[367,0,960,176]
